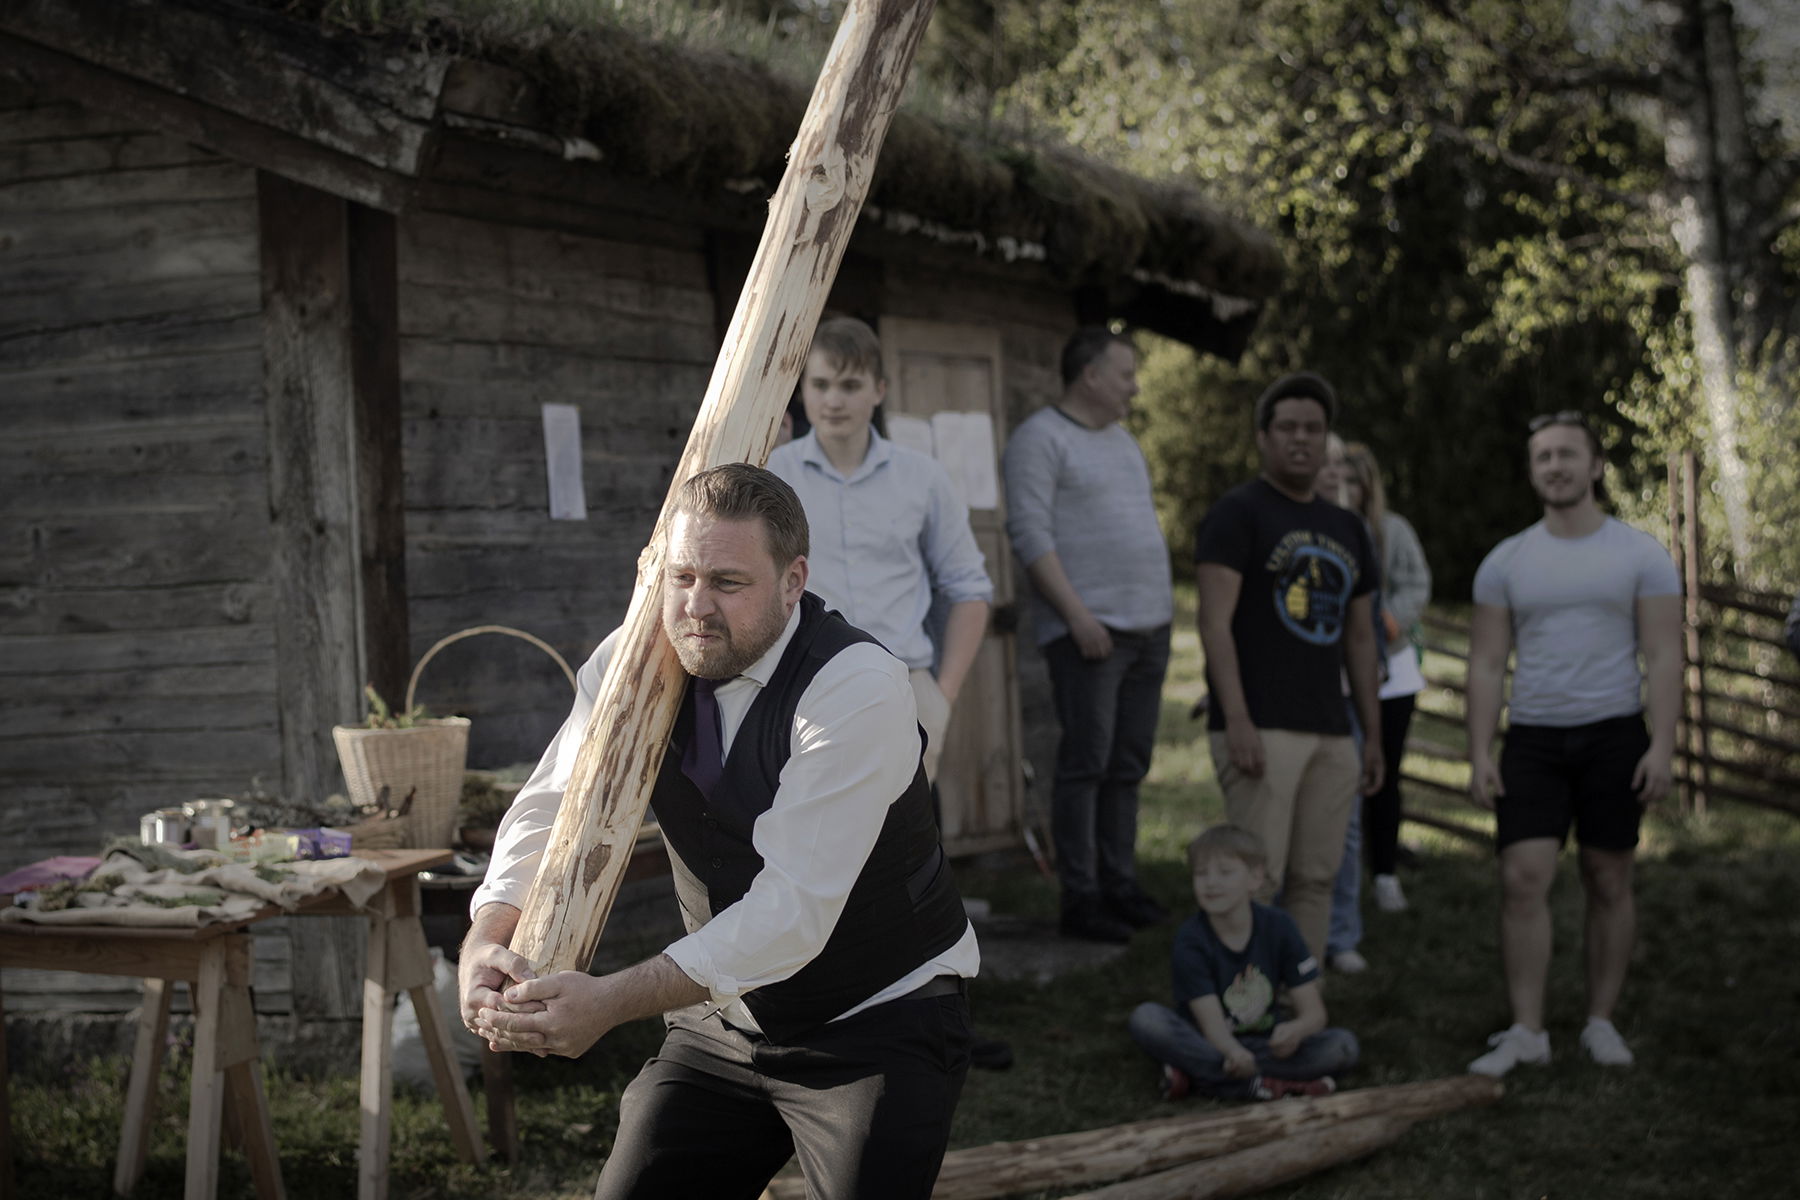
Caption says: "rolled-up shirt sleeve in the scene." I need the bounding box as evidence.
[663,645,919,1003]
[922,464,994,607]
[469,631,617,917]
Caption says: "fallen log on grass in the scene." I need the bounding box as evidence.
[766,1073,1505,1200]
[1063,1112,1415,1200]
[913,1074,1500,1200]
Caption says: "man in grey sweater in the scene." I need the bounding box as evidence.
[1003,328,1173,943]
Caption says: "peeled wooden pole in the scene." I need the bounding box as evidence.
[1064,1112,1416,1200]
[922,1074,1501,1200]
[758,1074,1502,1200]
[510,0,939,975]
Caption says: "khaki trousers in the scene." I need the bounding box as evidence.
[909,668,951,785]
[1209,729,1359,960]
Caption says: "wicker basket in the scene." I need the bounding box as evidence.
[332,625,576,850]
[332,719,470,849]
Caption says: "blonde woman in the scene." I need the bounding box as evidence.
[1338,442,1431,912]
[1314,435,1377,971]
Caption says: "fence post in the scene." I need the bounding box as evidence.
[1667,453,1692,811]
[1680,449,1711,816]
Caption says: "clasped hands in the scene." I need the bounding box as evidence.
[457,940,613,1059]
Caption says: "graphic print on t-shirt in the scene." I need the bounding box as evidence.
[1266,530,1359,646]
[1221,963,1276,1034]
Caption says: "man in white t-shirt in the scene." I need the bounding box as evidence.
[1464,412,1681,1077]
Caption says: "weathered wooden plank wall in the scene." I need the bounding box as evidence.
[395,211,717,767]
[0,88,279,869]
[0,90,325,1028]
[883,260,1076,825]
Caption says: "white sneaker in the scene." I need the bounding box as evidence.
[1373,874,1408,913]
[1581,1018,1635,1067]
[1469,1024,1551,1077]
[1328,949,1369,974]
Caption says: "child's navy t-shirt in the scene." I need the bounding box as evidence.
[1170,901,1320,1035]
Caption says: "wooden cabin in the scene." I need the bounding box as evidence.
[0,0,1280,1051]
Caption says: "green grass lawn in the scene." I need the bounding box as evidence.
[13,600,1800,1197]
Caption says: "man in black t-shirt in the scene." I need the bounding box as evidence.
[1193,372,1383,960]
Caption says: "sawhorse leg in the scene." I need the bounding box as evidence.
[359,880,484,1200]
[479,1047,518,1164]
[219,982,283,1200]
[180,939,283,1200]
[1,976,12,1200]
[114,977,173,1196]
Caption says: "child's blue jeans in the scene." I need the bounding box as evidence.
[1126,1001,1359,1099]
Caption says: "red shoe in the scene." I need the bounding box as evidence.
[1254,1075,1336,1100]
[1159,1063,1191,1101]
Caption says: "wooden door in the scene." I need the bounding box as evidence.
[878,318,1024,856]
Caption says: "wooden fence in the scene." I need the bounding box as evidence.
[1397,450,1799,843]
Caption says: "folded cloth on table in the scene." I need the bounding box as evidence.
[0,848,387,927]
[0,856,104,896]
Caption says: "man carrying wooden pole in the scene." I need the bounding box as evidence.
[456,3,974,1196]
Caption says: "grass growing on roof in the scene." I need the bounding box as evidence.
[272,0,1281,295]
[9,588,1799,1196]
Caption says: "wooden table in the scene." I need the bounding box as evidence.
[0,848,486,1200]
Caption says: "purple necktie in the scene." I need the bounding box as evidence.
[680,677,725,798]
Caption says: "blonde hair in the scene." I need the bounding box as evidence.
[1187,825,1267,873]
[1342,441,1390,563]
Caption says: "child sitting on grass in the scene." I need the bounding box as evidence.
[1128,825,1359,1100]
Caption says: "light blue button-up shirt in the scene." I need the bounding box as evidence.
[767,429,993,671]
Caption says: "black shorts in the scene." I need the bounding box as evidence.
[1496,714,1650,853]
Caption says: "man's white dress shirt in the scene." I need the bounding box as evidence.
[472,602,979,1030]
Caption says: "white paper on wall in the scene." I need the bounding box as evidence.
[885,413,935,459]
[541,403,587,521]
[929,411,1000,510]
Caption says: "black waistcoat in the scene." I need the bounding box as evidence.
[650,592,966,1043]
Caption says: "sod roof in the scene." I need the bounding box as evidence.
[294,0,1283,307]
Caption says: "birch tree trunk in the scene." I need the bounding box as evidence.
[1656,0,1755,572]
[510,0,939,975]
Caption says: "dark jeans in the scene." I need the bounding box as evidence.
[1127,1001,1359,1099]
[596,992,972,1200]
[1042,625,1171,904]
[1364,692,1416,876]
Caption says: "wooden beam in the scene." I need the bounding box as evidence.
[510,0,940,975]
[0,0,447,173]
[415,127,752,250]
[0,30,411,212]
[903,1075,1502,1200]
[1064,1112,1416,1200]
[1681,447,1711,815]
[347,205,410,708]
[259,171,366,803]
[437,59,549,130]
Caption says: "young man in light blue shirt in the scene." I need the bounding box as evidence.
[767,317,993,783]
